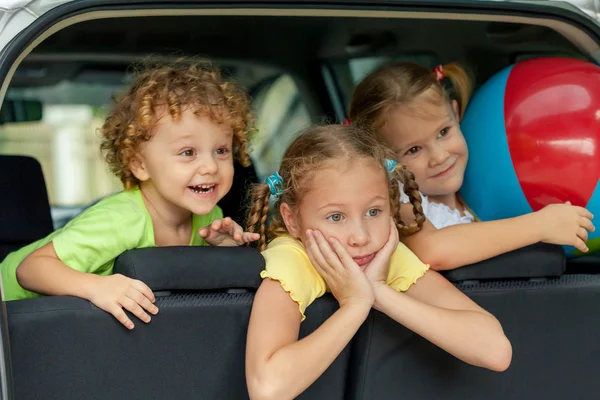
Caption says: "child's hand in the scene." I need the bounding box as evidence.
[87,274,158,330]
[304,229,374,309]
[536,202,595,252]
[364,218,399,288]
[199,217,260,246]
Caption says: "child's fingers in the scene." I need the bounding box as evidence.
[128,287,158,315]
[198,228,208,238]
[577,228,589,242]
[109,305,134,330]
[383,219,399,250]
[241,232,260,243]
[211,219,223,232]
[575,206,593,220]
[305,231,332,276]
[573,238,589,253]
[232,222,244,241]
[120,296,151,323]
[222,217,234,232]
[131,279,156,303]
[313,231,343,272]
[580,217,595,232]
[329,238,359,271]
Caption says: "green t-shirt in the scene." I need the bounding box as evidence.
[0,188,222,301]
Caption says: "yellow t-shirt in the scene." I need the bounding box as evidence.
[260,235,430,320]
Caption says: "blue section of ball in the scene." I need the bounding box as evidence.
[460,65,533,222]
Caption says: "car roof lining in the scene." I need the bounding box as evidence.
[1,7,599,103]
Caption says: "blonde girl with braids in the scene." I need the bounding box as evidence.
[349,62,595,271]
[245,124,512,400]
[0,58,259,330]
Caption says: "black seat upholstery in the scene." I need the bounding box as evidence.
[0,155,53,261]
[346,244,600,400]
[7,246,349,400]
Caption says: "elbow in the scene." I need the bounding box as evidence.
[477,317,513,372]
[483,336,512,372]
[247,375,281,400]
[15,258,33,289]
[413,248,454,271]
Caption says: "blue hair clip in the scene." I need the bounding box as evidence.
[385,159,397,176]
[265,172,284,197]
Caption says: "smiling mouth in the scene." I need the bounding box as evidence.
[188,184,216,194]
[432,163,455,178]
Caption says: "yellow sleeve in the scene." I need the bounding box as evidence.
[260,236,327,321]
[386,242,430,292]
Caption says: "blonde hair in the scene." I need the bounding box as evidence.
[348,62,473,133]
[100,57,255,189]
[246,124,425,251]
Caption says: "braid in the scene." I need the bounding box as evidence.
[389,164,425,236]
[246,184,271,251]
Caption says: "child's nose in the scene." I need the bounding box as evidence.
[197,155,218,175]
[429,146,449,167]
[348,222,370,247]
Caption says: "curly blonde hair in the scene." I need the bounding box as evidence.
[100,57,255,189]
[246,124,425,251]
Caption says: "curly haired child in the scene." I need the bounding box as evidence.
[0,58,259,329]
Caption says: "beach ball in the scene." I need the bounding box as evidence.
[460,57,600,258]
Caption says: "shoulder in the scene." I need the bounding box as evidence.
[260,235,326,320]
[262,235,310,266]
[86,189,148,219]
[387,242,430,292]
[52,189,150,259]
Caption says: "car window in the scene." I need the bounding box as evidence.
[250,73,311,181]
[328,54,440,113]
[0,68,311,227]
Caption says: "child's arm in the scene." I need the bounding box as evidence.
[245,230,376,400]
[372,271,512,371]
[199,217,260,246]
[17,242,158,330]
[246,280,370,400]
[401,202,594,270]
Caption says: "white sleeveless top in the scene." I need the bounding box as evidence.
[398,183,475,229]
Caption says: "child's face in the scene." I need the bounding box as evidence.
[283,159,391,269]
[132,108,234,217]
[379,95,468,198]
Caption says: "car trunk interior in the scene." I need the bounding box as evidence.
[7,10,598,267]
[1,4,600,400]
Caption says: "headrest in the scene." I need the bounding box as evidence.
[113,246,265,291]
[442,242,565,282]
[0,155,53,242]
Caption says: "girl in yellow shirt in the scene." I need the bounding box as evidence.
[245,124,512,400]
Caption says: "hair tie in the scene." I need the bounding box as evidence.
[385,159,397,178]
[433,65,445,82]
[341,118,352,126]
[265,172,284,196]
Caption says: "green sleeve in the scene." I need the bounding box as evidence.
[52,200,148,274]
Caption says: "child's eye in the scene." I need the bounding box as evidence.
[405,146,421,155]
[327,213,343,222]
[366,208,380,217]
[179,149,196,157]
[215,147,230,156]
[438,127,451,138]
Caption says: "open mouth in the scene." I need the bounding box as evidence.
[188,184,216,194]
